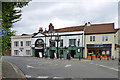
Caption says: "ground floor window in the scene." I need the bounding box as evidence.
[87,48,111,58]
[14,50,19,55]
[26,50,31,55]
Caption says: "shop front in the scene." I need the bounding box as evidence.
[87,44,112,59]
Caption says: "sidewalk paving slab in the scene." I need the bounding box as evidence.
[2,60,26,80]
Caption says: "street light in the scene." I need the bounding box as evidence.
[44,28,47,58]
[55,34,60,59]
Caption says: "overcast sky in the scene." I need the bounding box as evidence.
[12,0,119,35]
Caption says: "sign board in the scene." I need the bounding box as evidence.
[0,27,7,36]
[77,48,81,53]
[39,52,42,58]
[35,47,43,49]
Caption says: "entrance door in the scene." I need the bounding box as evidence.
[35,39,44,57]
[70,50,76,58]
[19,49,24,56]
[50,50,55,59]
[35,49,44,57]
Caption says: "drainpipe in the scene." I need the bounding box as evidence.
[83,23,87,59]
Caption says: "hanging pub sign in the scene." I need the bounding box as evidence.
[35,44,44,49]
[77,48,81,53]
[35,47,43,49]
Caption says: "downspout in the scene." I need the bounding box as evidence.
[83,23,87,58]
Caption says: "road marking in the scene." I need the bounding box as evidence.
[89,62,119,72]
[108,67,119,71]
[65,64,71,67]
[99,65,108,68]
[36,76,49,78]
[53,77,64,79]
[27,65,34,68]
[99,65,119,71]
[25,75,31,78]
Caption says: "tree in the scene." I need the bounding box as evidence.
[2,2,30,53]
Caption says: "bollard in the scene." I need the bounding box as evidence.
[79,55,81,61]
[107,56,109,60]
[91,55,93,60]
[100,56,101,60]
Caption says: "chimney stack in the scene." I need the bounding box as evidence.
[39,27,43,33]
[87,22,91,26]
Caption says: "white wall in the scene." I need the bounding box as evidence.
[32,31,84,48]
[11,36,32,56]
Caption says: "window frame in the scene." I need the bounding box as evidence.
[14,50,18,55]
[14,41,19,47]
[102,35,108,41]
[90,36,95,42]
[21,41,23,46]
[26,41,31,46]
[69,39,76,47]
[26,50,31,55]
[60,39,63,47]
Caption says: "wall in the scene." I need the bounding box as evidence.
[11,36,32,56]
[32,31,84,48]
[84,33,118,58]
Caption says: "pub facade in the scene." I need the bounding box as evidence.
[31,23,84,59]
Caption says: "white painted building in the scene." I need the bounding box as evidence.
[11,34,32,56]
[32,23,84,58]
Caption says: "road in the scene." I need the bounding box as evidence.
[2,56,119,79]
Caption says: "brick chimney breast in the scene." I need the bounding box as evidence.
[87,22,91,26]
[48,23,54,33]
[39,27,43,33]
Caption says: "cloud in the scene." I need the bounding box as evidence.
[12,0,118,35]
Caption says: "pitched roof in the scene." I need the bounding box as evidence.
[85,23,118,34]
[33,22,118,36]
[55,26,84,33]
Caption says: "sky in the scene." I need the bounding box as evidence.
[12,0,119,35]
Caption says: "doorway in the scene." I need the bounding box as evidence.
[50,50,55,59]
[19,49,24,56]
[35,49,44,57]
[70,50,76,58]
[35,39,44,57]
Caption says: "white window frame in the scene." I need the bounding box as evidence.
[69,39,76,47]
[102,35,108,41]
[26,41,31,46]
[90,36,95,42]
[26,50,31,55]
[14,41,19,47]
[14,50,19,55]
[21,41,23,46]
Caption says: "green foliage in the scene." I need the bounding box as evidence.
[1,2,29,53]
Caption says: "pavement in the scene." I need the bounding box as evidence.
[1,56,119,80]
[0,59,2,80]
[2,59,26,80]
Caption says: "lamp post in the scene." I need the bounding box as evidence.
[0,19,3,57]
[44,29,47,58]
[55,34,60,59]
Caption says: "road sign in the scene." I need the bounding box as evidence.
[0,27,7,36]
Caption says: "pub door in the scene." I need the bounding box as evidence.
[70,50,76,58]
[35,49,44,57]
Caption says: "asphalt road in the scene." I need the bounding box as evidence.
[2,56,119,79]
